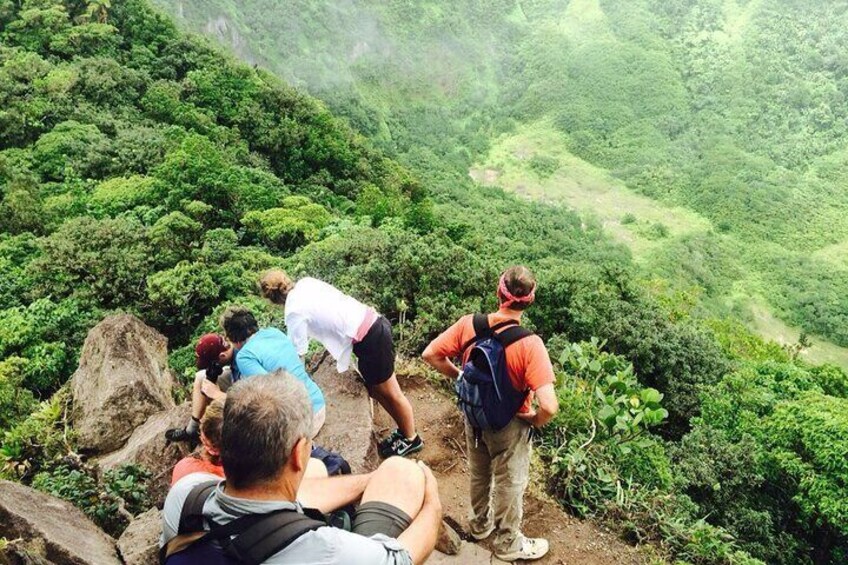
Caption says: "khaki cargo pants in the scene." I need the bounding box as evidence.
[464,417,532,555]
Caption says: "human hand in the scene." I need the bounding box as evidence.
[201,379,225,400]
[516,408,537,427]
[418,461,443,514]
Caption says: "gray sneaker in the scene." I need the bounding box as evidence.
[495,537,549,562]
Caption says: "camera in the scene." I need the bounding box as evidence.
[205,361,224,384]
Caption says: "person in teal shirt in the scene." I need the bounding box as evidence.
[202,306,326,437]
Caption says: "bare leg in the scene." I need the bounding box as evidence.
[369,375,416,439]
[360,456,425,518]
[305,457,328,479]
[191,371,209,421]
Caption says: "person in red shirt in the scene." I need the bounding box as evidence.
[171,398,329,485]
[422,265,559,562]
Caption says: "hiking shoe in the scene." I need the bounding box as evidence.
[378,429,404,456]
[379,433,424,458]
[468,524,495,541]
[495,537,549,562]
[165,427,199,450]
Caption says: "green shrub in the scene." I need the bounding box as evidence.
[528,154,560,178]
[32,121,111,181]
[541,339,669,510]
[146,261,221,334]
[32,460,152,537]
[1,388,70,480]
[242,196,331,251]
[0,357,36,431]
[89,175,163,216]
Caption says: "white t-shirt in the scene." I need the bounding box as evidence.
[284,278,372,372]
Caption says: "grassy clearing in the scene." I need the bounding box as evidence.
[471,120,713,260]
[474,120,848,370]
[746,298,848,368]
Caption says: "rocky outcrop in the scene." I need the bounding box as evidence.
[436,520,462,555]
[0,480,121,565]
[117,508,161,565]
[97,403,191,506]
[71,314,175,454]
[310,352,376,473]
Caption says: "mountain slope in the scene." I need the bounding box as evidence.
[3,2,848,564]
[158,0,848,354]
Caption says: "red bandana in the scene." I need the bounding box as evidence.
[498,273,536,308]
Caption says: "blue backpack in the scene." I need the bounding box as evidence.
[455,314,533,432]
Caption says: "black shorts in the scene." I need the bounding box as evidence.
[352,316,395,386]
[352,501,411,539]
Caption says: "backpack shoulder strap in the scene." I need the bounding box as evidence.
[472,313,489,336]
[178,479,219,534]
[462,315,520,353]
[461,314,490,353]
[160,479,220,564]
[224,509,326,565]
[495,326,534,348]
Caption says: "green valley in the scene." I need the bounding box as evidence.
[474,119,848,369]
[158,0,848,356]
[2,1,848,563]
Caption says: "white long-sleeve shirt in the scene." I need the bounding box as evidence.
[284,277,373,372]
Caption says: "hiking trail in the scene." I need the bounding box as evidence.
[373,361,645,564]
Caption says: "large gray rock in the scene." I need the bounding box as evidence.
[71,314,175,454]
[310,352,376,473]
[117,508,161,565]
[0,480,121,565]
[98,403,191,506]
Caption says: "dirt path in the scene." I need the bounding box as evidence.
[373,364,645,564]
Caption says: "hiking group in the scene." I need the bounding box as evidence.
[161,266,559,564]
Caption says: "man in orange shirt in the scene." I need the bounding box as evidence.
[422,266,559,562]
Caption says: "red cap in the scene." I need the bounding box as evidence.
[195,334,227,369]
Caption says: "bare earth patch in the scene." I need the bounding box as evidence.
[372,365,646,564]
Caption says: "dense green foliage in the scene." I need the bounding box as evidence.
[2,0,847,562]
[32,461,152,537]
[160,0,848,350]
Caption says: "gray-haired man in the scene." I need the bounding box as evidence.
[160,370,442,564]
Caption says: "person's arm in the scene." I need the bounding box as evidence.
[286,311,310,358]
[516,338,559,427]
[421,317,467,379]
[421,343,460,379]
[396,463,442,565]
[516,383,558,428]
[201,379,226,401]
[235,349,268,378]
[297,472,373,514]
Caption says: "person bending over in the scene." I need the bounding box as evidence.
[260,270,421,458]
[201,306,326,438]
[165,334,236,447]
[160,371,442,565]
[422,265,559,562]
